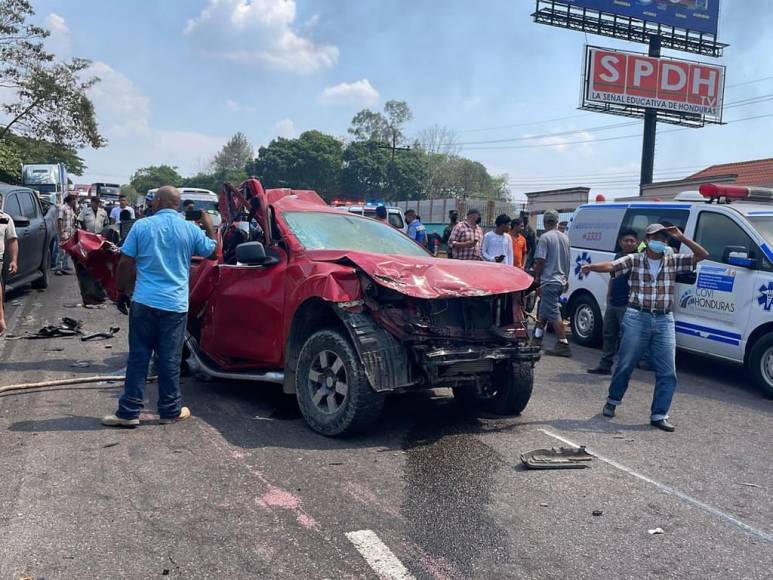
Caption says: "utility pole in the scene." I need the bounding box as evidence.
[640,34,661,189]
[377,129,410,199]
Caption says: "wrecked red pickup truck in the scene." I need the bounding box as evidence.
[66,179,540,436]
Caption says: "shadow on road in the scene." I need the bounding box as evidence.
[8,415,106,432]
[0,354,126,375]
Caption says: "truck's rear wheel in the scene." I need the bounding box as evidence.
[454,362,534,416]
[748,333,773,398]
[295,328,385,436]
[31,247,50,290]
[570,294,602,347]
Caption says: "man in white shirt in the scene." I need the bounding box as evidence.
[110,194,135,224]
[481,214,513,265]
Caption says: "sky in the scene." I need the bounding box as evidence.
[27,0,773,200]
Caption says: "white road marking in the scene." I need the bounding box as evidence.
[345,530,415,580]
[539,428,773,544]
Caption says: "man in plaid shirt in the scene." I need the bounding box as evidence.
[582,223,708,432]
[448,208,483,261]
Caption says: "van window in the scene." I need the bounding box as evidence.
[695,211,764,268]
[619,208,689,252]
[18,192,37,219]
[568,207,627,252]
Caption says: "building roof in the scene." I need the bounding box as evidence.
[687,158,773,187]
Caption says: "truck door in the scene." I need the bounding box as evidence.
[18,190,46,273]
[673,210,757,363]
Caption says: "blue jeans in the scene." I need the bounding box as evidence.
[607,309,677,421]
[117,302,187,420]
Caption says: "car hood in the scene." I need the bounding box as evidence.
[306,250,533,299]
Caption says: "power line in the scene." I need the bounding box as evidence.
[450,72,773,136]
[461,111,773,151]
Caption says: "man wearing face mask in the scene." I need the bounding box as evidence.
[581,223,708,432]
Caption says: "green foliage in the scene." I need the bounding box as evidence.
[250,131,343,197]
[0,0,105,149]
[129,165,182,195]
[0,139,21,183]
[348,100,412,145]
[340,141,391,198]
[180,169,248,193]
[212,132,253,173]
[11,134,86,175]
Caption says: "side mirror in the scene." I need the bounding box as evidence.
[235,241,279,266]
[10,215,30,228]
[723,245,758,268]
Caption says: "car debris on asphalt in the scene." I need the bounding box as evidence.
[520,445,594,469]
[648,528,665,535]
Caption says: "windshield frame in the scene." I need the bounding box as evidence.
[281,210,430,257]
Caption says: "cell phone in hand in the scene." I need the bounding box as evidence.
[495,255,505,263]
[185,209,202,221]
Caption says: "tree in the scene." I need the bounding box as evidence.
[212,132,253,173]
[416,125,459,199]
[11,134,86,175]
[129,165,183,195]
[0,0,105,149]
[341,141,390,198]
[348,100,413,145]
[250,130,343,197]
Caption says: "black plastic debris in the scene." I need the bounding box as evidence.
[81,326,120,341]
[520,446,594,470]
[26,317,83,339]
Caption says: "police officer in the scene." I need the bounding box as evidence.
[0,192,19,334]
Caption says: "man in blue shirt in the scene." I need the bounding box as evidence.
[405,209,427,246]
[102,186,217,427]
[587,228,639,375]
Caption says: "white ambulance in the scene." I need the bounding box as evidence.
[566,183,773,397]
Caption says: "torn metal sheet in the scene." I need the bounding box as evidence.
[521,446,594,470]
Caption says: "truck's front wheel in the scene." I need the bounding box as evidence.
[295,328,385,436]
[454,362,534,416]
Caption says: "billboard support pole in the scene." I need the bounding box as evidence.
[640,35,661,189]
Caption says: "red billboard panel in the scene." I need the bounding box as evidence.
[584,46,725,123]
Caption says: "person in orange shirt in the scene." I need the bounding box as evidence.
[511,217,528,268]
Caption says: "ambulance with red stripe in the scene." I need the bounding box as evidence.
[566,184,773,397]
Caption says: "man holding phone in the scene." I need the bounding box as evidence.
[101,185,218,428]
[481,214,514,265]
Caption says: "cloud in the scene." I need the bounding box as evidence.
[319,79,379,107]
[225,98,256,112]
[273,118,296,138]
[80,61,226,182]
[184,0,339,73]
[462,96,482,110]
[45,13,71,56]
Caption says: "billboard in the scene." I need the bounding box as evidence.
[582,46,725,124]
[566,0,719,36]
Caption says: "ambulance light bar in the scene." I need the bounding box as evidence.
[699,183,773,203]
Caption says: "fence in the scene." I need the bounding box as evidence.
[393,198,528,227]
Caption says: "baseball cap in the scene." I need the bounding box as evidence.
[645,223,667,236]
[543,209,560,224]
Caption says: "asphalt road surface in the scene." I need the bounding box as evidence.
[1,276,772,579]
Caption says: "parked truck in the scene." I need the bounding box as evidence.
[21,163,68,206]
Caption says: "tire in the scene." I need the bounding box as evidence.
[748,333,773,398]
[295,328,385,436]
[454,362,534,416]
[31,247,50,290]
[484,362,534,415]
[570,294,602,347]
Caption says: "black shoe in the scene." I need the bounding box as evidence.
[650,419,675,432]
[587,367,612,375]
[602,403,616,417]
